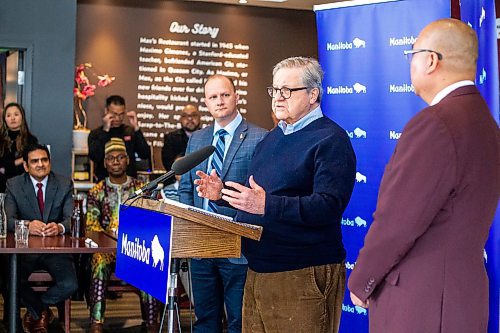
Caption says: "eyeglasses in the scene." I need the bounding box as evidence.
[105,155,128,162]
[267,86,308,99]
[403,49,443,62]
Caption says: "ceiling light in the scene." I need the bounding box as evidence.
[239,0,248,3]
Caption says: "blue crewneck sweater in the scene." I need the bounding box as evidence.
[239,116,356,273]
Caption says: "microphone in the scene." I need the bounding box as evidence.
[129,145,216,199]
[150,183,164,199]
[170,145,216,174]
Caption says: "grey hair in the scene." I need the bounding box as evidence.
[272,57,324,103]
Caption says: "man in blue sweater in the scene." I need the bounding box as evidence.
[195,57,356,332]
[179,74,267,333]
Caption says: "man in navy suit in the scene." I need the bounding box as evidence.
[179,74,267,332]
[5,144,77,333]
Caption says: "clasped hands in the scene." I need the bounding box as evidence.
[29,220,61,237]
[194,170,266,215]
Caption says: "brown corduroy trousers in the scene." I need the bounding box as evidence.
[243,263,345,333]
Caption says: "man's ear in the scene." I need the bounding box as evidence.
[309,88,320,104]
[23,161,28,173]
[425,52,440,74]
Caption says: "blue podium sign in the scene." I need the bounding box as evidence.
[116,205,173,303]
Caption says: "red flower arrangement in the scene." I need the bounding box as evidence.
[73,63,115,129]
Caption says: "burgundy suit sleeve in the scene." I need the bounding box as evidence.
[348,108,457,302]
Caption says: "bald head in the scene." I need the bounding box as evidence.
[410,19,478,103]
[205,74,236,92]
[180,104,200,132]
[418,18,478,76]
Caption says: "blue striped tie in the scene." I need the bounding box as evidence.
[208,129,228,212]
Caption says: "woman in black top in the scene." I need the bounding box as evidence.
[0,102,38,192]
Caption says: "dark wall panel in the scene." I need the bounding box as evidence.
[0,0,77,176]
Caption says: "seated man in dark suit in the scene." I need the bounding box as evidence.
[5,143,77,333]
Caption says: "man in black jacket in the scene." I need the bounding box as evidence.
[161,104,200,171]
[88,95,151,181]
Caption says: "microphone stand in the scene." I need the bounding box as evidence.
[167,258,181,333]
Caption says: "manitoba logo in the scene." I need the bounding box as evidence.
[326,37,365,51]
[389,130,402,140]
[356,171,367,183]
[389,83,414,93]
[342,303,367,316]
[347,127,367,139]
[151,235,165,271]
[352,37,366,48]
[341,216,367,228]
[389,35,417,46]
[355,306,367,315]
[327,82,366,95]
[353,83,366,93]
[121,233,165,271]
[354,216,367,227]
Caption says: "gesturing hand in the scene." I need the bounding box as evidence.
[194,169,223,200]
[222,176,266,215]
[102,112,114,132]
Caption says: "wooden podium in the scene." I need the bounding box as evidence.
[129,197,263,258]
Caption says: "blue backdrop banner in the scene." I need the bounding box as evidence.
[315,0,449,331]
[460,2,500,332]
[116,205,173,303]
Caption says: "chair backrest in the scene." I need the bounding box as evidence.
[28,271,55,292]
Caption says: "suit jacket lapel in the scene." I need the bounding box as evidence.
[22,173,42,220]
[43,173,57,222]
[221,120,248,180]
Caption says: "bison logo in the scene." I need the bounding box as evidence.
[355,216,367,227]
[355,305,367,315]
[353,127,367,138]
[352,37,366,48]
[356,172,367,183]
[353,83,367,93]
[151,235,165,271]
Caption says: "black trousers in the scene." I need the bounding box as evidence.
[19,254,78,320]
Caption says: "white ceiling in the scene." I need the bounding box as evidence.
[184,0,347,11]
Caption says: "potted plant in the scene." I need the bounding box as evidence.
[73,63,114,150]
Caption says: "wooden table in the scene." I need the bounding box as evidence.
[0,231,117,333]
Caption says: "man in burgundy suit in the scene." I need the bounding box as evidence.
[348,18,499,333]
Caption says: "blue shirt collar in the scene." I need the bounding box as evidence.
[278,106,323,135]
[213,111,243,138]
